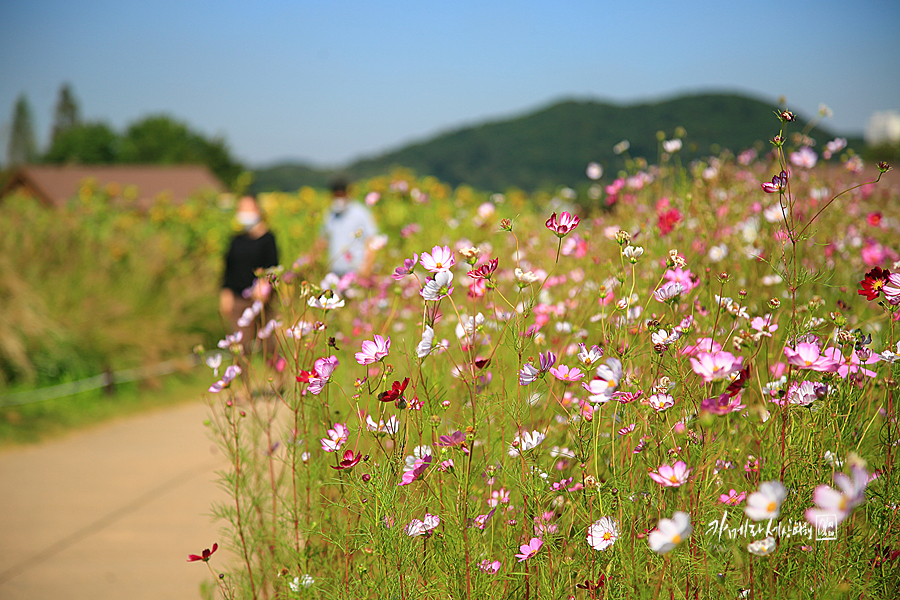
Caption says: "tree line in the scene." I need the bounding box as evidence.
[5,84,243,188]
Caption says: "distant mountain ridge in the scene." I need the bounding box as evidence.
[252,92,862,193]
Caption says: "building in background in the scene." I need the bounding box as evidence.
[0,164,224,209]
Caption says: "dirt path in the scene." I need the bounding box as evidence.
[0,400,229,600]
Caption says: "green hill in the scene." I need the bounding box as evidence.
[253,93,863,193]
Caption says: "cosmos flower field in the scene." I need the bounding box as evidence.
[198,116,899,599]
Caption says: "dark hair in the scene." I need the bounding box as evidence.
[330,178,348,195]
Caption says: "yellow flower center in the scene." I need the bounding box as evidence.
[839,497,847,511]
[669,475,680,483]
[435,262,443,268]
[672,534,681,544]
[766,501,777,512]
[603,532,612,541]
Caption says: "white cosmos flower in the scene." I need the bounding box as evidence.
[308,292,345,310]
[648,511,692,554]
[662,139,682,153]
[622,245,644,263]
[416,326,435,358]
[508,430,545,457]
[420,271,453,301]
[744,481,787,521]
[747,536,777,557]
[515,268,539,284]
[587,517,619,551]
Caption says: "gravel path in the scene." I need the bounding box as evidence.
[0,401,228,600]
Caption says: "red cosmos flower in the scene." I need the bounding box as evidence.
[576,575,608,590]
[187,543,218,562]
[866,212,882,227]
[657,208,682,235]
[467,258,499,280]
[296,370,315,383]
[858,267,892,301]
[379,378,410,404]
[545,212,580,238]
[331,449,363,470]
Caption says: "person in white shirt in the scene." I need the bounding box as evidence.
[320,179,378,277]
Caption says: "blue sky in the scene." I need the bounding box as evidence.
[2,0,898,167]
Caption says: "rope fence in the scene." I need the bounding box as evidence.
[0,355,202,408]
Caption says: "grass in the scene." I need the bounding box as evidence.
[0,366,209,447]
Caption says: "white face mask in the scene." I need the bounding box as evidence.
[236,211,261,230]
[332,198,349,214]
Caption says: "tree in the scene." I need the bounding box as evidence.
[119,115,243,187]
[51,84,80,145]
[8,94,37,166]
[44,122,119,164]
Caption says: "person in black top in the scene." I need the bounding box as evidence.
[220,195,279,354]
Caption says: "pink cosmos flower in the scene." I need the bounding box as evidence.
[790,146,818,169]
[420,245,456,273]
[719,489,746,505]
[805,465,870,531]
[750,314,779,337]
[700,391,746,415]
[783,343,840,372]
[514,537,543,562]
[208,365,242,393]
[549,364,584,382]
[664,267,697,292]
[883,272,900,305]
[478,559,501,574]
[680,337,722,355]
[307,355,339,395]
[488,487,510,508]
[649,461,691,487]
[820,347,879,379]
[545,212,580,237]
[689,351,743,382]
[399,455,432,486]
[355,335,390,365]
[321,422,349,453]
[391,254,418,280]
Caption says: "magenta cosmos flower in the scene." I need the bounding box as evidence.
[514,537,543,562]
[391,254,418,281]
[420,245,456,273]
[649,461,691,487]
[783,343,840,372]
[689,351,742,382]
[545,212,580,237]
[355,335,390,365]
[399,455,432,486]
[761,170,788,194]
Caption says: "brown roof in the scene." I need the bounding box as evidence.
[0,164,225,209]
